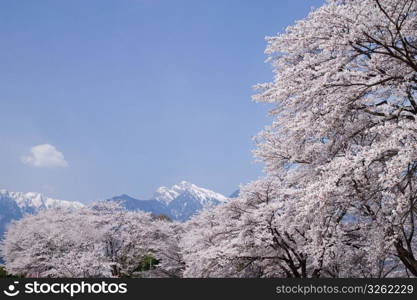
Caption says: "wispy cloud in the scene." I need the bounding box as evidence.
[21,144,68,168]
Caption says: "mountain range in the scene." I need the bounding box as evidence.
[107,181,229,221]
[0,181,234,240]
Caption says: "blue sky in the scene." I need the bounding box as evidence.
[0,0,324,202]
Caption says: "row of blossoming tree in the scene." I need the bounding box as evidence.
[2,0,417,277]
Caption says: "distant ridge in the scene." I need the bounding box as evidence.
[107,181,228,221]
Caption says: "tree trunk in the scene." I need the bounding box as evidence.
[395,240,417,277]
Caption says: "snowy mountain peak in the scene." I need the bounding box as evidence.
[0,189,84,213]
[175,181,194,188]
[152,181,228,206]
[153,186,180,205]
[108,181,229,221]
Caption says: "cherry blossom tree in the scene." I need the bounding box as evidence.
[181,175,402,277]
[1,206,111,277]
[1,203,184,278]
[181,0,416,278]
[253,0,417,277]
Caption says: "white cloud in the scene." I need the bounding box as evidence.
[21,144,68,168]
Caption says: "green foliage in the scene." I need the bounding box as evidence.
[118,255,161,278]
[0,266,7,278]
[139,255,160,272]
[0,265,21,278]
[134,255,160,273]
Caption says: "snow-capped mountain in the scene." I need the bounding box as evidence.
[0,189,84,238]
[1,190,84,214]
[154,181,228,206]
[108,181,228,221]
